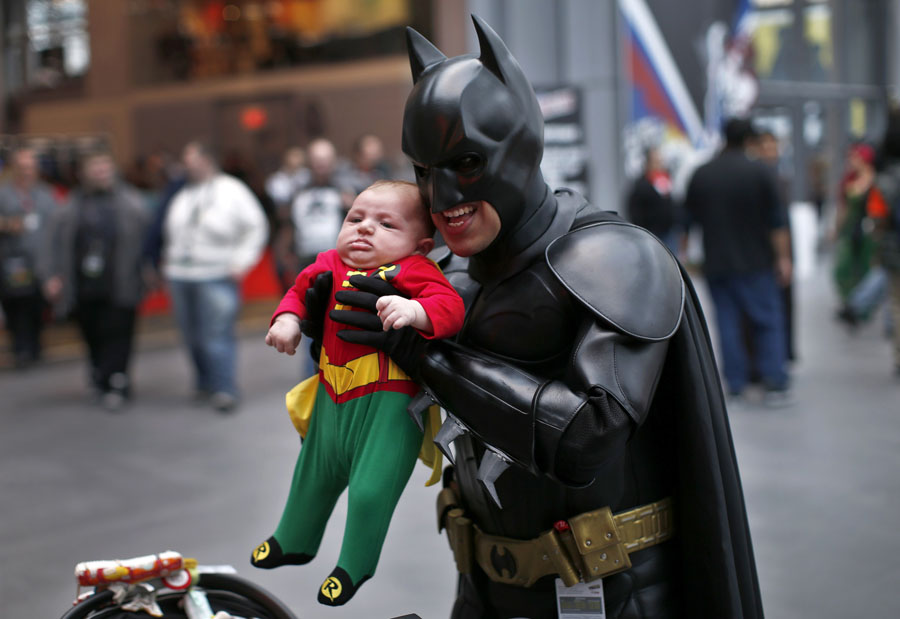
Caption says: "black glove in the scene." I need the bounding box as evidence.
[331,274,428,379]
[300,271,332,364]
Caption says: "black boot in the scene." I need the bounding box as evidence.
[317,566,370,606]
[250,536,313,569]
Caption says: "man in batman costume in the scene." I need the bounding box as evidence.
[316,16,763,619]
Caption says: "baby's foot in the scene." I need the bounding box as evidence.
[250,536,313,569]
[317,566,371,606]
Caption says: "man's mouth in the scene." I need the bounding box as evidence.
[442,203,478,229]
[350,239,372,249]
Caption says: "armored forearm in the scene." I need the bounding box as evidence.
[421,339,637,486]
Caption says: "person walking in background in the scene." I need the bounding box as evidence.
[287,138,354,379]
[290,138,354,272]
[833,143,879,321]
[142,156,186,294]
[265,146,309,291]
[40,150,148,411]
[0,147,59,368]
[626,145,679,253]
[346,134,392,196]
[756,130,797,362]
[867,107,900,376]
[266,146,310,209]
[162,140,268,412]
[684,118,793,405]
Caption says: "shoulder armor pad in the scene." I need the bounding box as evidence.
[546,222,684,341]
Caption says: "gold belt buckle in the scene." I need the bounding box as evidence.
[567,506,632,581]
[567,498,675,582]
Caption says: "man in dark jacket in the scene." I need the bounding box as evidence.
[871,107,900,375]
[627,146,678,251]
[42,150,149,410]
[320,17,763,618]
[684,118,792,404]
[0,147,58,367]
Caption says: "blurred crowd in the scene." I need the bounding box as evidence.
[625,106,900,403]
[3,107,900,414]
[0,132,404,411]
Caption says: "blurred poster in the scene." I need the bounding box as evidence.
[618,0,758,197]
[536,86,590,200]
[319,0,410,34]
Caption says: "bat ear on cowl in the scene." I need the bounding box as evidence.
[472,14,513,85]
[406,27,447,84]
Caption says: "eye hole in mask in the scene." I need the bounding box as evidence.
[452,153,484,176]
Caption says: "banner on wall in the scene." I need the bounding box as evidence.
[536,86,590,201]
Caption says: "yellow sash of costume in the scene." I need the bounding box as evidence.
[285,376,443,486]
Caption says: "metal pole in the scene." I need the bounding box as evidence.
[789,0,809,204]
[830,0,849,214]
[888,0,900,101]
[0,0,7,136]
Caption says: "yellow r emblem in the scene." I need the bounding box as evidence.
[321,576,342,601]
[253,541,270,562]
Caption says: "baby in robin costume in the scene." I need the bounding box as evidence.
[252,180,464,606]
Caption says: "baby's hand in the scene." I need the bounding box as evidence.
[266,314,302,355]
[376,295,423,331]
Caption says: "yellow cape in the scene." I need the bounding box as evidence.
[285,375,444,486]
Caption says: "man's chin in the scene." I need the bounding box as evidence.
[442,236,488,258]
[446,246,476,258]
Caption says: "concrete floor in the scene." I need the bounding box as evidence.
[1,260,898,619]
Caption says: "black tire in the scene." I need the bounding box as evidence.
[196,572,297,619]
[61,572,297,619]
[60,590,115,619]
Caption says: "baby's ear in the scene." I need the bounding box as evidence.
[415,237,435,256]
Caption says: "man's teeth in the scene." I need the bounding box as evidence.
[445,205,475,218]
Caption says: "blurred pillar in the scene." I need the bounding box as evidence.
[85,0,131,98]
[464,0,624,204]
[560,0,623,208]
[788,0,809,205]
[890,0,900,101]
[831,0,850,208]
[433,0,469,58]
[78,0,133,163]
[0,0,6,135]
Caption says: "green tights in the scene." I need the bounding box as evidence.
[272,387,422,585]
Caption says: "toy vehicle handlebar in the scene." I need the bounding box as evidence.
[75,551,197,587]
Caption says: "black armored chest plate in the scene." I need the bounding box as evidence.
[463,261,577,373]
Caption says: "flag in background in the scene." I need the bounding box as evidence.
[619,0,704,149]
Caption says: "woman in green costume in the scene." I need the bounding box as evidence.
[834,143,878,316]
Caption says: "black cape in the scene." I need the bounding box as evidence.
[669,267,764,617]
[585,208,763,617]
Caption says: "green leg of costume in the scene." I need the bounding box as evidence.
[256,386,421,605]
[271,386,349,557]
[336,390,421,582]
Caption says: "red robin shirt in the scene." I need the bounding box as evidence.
[272,249,465,403]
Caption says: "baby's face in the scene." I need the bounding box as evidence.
[336,188,430,269]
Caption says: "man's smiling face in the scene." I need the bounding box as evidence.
[430,199,501,257]
[402,32,545,260]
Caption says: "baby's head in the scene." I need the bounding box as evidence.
[336,180,435,269]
